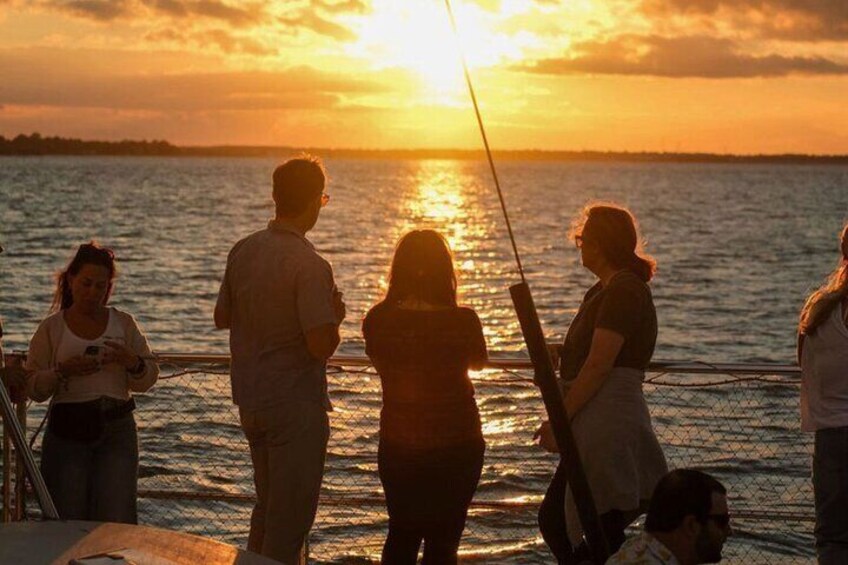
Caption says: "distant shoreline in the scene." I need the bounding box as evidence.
[2,133,848,165]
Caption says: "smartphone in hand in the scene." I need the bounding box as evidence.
[83,345,105,363]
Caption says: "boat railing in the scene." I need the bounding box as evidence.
[1,352,813,563]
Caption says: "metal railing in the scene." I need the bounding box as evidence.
[1,353,814,564]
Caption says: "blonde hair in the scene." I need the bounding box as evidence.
[799,224,848,335]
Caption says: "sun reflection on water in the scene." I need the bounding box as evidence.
[387,159,521,351]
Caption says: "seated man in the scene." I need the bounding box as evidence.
[607,469,732,565]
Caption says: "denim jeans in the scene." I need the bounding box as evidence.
[814,426,848,565]
[40,412,139,523]
[239,400,329,565]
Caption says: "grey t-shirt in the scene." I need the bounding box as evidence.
[216,221,338,410]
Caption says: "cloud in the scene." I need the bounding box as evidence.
[0,47,383,112]
[519,34,848,78]
[43,0,132,21]
[642,0,848,42]
[311,0,368,14]
[276,0,368,42]
[39,0,267,27]
[145,27,277,55]
[278,11,357,42]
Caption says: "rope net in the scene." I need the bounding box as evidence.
[2,354,814,563]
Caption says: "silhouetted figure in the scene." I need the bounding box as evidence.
[215,157,345,565]
[607,469,731,564]
[0,243,29,401]
[25,242,159,523]
[536,203,668,562]
[363,230,487,565]
[798,223,848,565]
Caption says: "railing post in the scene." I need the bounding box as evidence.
[2,407,9,523]
[0,355,58,520]
[14,399,26,520]
[510,282,610,562]
[1,351,13,523]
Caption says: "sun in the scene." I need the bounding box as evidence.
[348,0,512,96]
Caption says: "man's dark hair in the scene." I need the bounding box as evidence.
[272,156,326,217]
[645,469,727,533]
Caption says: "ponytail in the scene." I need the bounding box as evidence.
[630,252,657,283]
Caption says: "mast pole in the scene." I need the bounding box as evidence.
[442,1,610,561]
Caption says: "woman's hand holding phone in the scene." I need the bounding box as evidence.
[103,340,140,370]
[58,355,100,378]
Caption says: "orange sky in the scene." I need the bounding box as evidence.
[0,0,846,153]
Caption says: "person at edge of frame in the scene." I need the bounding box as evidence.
[798,222,848,565]
[0,243,30,403]
[606,469,732,565]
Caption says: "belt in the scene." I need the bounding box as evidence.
[102,397,136,421]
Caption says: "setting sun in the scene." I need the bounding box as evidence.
[0,0,845,152]
[347,0,519,98]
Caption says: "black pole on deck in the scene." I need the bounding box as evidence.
[442,1,610,561]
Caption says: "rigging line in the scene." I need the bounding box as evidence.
[442,0,526,285]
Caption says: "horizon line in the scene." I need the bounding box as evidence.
[2,133,848,162]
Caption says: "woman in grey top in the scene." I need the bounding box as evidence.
[798,223,848,565]
[536,203,667,563]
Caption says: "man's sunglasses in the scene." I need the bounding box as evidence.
[707,513,731,528]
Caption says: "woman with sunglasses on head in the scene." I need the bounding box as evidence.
[798,223,848,565]
[536,203,668,563]
[25,241,159,523]
[363,230,487,565]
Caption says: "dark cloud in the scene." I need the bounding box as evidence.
[642,0,848,41]
[44,0,133,21]
[40,0,266,27]
[0,48,382,111]
[179,0,264,27]
[519,35,848,78]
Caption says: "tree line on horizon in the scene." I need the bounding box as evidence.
[0,133,179,156]
[1,132,847,164]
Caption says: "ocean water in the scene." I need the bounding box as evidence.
[1,156,847,563]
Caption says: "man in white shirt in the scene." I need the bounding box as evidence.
[607,469,731,565]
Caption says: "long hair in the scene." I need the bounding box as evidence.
[51,241,117,312]
[569,203,657,282]
[799,224,848,335]
[384,230,457,307]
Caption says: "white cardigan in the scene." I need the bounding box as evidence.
[25,307,160,403]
